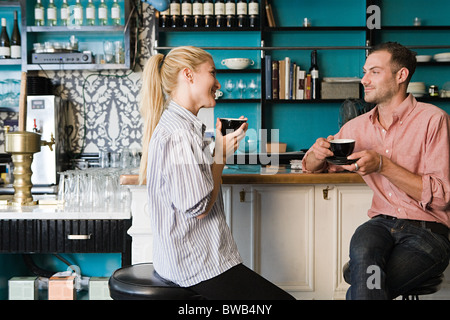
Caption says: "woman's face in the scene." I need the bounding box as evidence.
[191,58,221,110]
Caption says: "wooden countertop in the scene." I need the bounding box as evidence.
[119,169,365,186]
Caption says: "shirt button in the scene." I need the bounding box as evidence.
[398,208,401,212]
[386,149,389,153]
[389,193,392,197]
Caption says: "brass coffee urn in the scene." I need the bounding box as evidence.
[5,73,54,206]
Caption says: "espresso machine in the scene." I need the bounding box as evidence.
[26,95,68,187]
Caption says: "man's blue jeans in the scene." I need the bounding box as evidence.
[346,216,450,300]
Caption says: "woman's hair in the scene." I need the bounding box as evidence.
[138,46,213,184]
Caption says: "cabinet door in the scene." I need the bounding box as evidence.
[226,184,315,296]
[329,184,372,299]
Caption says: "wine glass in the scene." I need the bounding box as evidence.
[237,79,246,99]
[248,79,258,98]
[224,79,235,98]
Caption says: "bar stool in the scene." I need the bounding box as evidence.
[342,262,443,300]
[108,263,203,300]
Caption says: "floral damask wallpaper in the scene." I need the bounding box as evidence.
[0,3,155,156]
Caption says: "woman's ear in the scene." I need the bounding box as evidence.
[181,67,194,83]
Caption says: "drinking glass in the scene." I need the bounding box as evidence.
[103,41,114,63]
[224,79,235,98]
[110,152,120,168]
[248,79,258,98]
[237,79,246,99]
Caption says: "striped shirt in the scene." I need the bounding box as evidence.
[146,101,242,287]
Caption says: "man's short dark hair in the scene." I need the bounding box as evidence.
[368,42,417,82]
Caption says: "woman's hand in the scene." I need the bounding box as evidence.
[214,116,248,164]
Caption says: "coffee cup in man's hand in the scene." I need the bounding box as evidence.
[329,139,355,158]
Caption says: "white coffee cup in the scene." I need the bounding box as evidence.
[215,90,224,99]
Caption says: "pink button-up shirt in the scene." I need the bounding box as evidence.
[303,94,450,227]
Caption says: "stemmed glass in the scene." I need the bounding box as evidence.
[248,79,258,98]
[237,79,246,99]
[224,79,235,99]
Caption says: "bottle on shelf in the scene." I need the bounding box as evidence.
[236,0,248,27]
[47,0,57,26]
[10,11,21,59]
[214,0,225,28]
[98,0,109,25]
[248,0,259,28]
[159,6,170,27]
[34,0,45,26]
[309,50,320,100]
[225,0,236,28]
[74,0,84,26]
[203,0,214,27]
[0,18,11,59]
[111,0,121,25]
[181,0,193,27]
[192,0,203,27]
[60,0,70,26]
[170,0,181,27]
[86,0,96,25]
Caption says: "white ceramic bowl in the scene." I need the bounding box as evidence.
[416,55,432,62]
[221,58,255,70]
[434,52,450,61]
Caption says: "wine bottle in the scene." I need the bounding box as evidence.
[86,0,96,26]
[34,0,45,26]
[98,0,108,25]
[111,0,121,25]
[74,0,84,26]
[215,0,225,28]
[10,11,21,59]
[60,0,69,26]
[203,0,213,27]
[225,0,236,27]
[192,0,203,27]
[181,0,193,27]
[47,0,57,26]
[236,0,248,27]
[248,0,259,28]
[159,6,170,27]
[0,18,10,59]
[170,0,181,27]
[309,50,320,100]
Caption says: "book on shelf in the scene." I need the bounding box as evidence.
[305,74,311,100]
[271,60,279,99]
[296,67,306,100]
[279,59,285,100]
[267,57,308,100]
[265,55,272,99]
[265,2,276,27]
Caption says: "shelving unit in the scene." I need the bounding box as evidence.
[155,0,450,153]
[20,0,132,71]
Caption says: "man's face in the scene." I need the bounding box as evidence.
[361,51,400,105]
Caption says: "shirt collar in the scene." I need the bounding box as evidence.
[369,93,417,126]
[167,100,206,137]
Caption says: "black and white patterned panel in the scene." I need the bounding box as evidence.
[0,3,155,155]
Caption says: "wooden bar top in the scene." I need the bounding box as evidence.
[120,166,365,186]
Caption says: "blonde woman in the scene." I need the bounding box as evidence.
[139,46,294,300]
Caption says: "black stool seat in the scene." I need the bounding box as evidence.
[108,263,202,300]
[402,273,444,300]
[342,262,443,300]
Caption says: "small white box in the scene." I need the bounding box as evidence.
[89,277,112,300]
[9,277,38,300]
